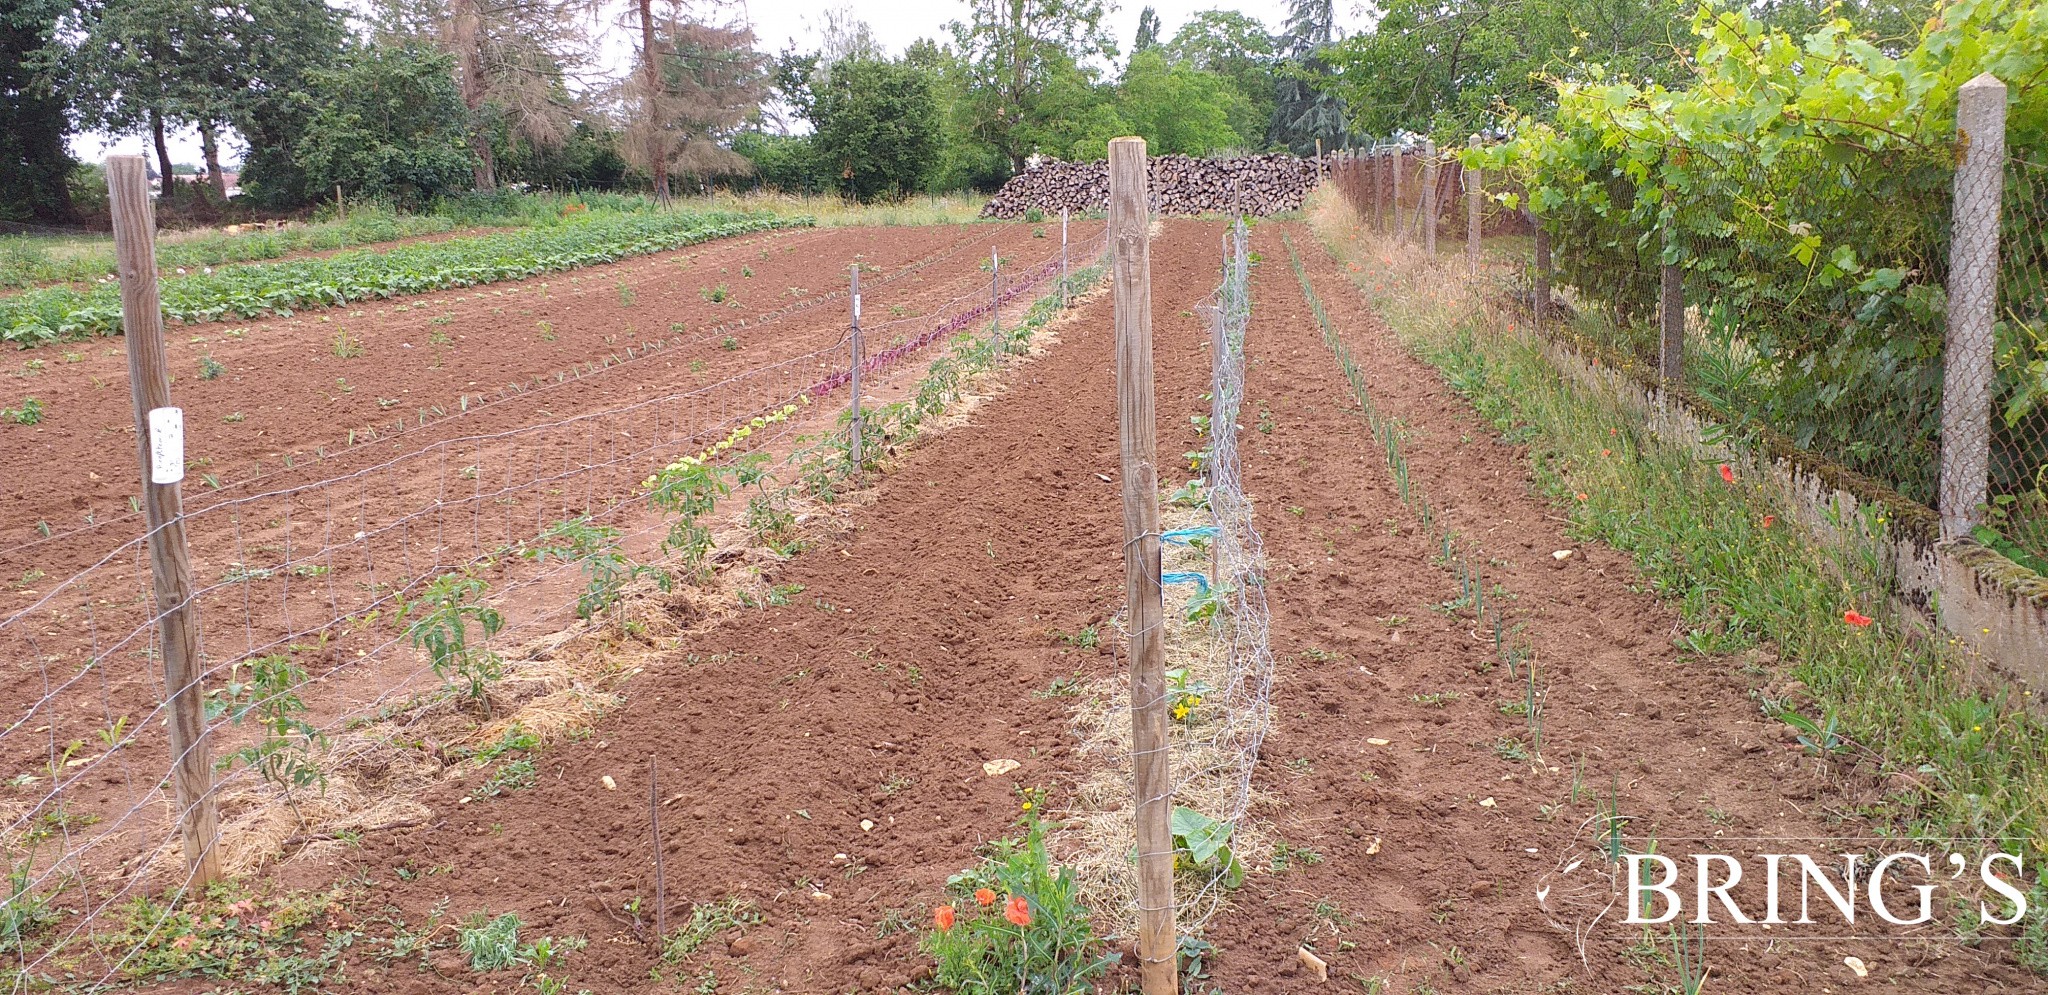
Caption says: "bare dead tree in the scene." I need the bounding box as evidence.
[614,2,766,205]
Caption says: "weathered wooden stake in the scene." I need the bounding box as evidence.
[1533,218,1552,335]
[1391,146,1404,241]
[1369,146,1381,231]
[990,247,1001,348]
[1466,134,1482,273]
[849,264,864,475]
[1940,73,2007,540]
[1423,139,1439,254]
[1109,136,1178,995]
[1060,207,1070,309]
[108,155,220,888]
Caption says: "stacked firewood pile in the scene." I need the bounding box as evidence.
[978,153,1322,218]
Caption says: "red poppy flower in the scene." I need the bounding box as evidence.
[1844,610,1873,628]
[933,905,956,931]
[1719,464,1736,485]
[1762,515,1776,528]
[1004,895,1032,927]
[974,888,997,907]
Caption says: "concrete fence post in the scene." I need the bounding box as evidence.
[1657,192,1684,383]
[1940,72,2007,540]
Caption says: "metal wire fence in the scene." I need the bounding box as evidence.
[0,219,1111,988]
[1325,104,2047,574]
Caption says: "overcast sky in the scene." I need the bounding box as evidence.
[70,0,1367,169]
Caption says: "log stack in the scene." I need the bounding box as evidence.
[978,153,1322,218]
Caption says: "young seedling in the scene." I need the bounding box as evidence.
[524,517,669,622]
[400,572,505,712]
[207,654,325,803]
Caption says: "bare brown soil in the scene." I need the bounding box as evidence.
[0,220,1093,871]
[12,219,2031,992]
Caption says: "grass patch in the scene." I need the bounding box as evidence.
[1307,193,2048,965]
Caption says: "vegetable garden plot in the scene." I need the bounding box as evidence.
[3,209,2036,995]
[0,218,1111,983]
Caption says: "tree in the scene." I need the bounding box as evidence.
[499,118,632,190]
[1163,10,1279,151]
[293,44,476,205]
[948,0,1116,172]
[1111,49,1250,154]
[1132,6,1161,53]
[1269,0,1349,153]
[64,0,230,196]
[732,131,827,192]
[2,0,75,223]
[221,0,350,208]
[620,8,767,203]
[64,0,350,206]
[375,0,585,192]
[906,36,1011,192]
[1322,0,1689,138]
[809,56,941,201]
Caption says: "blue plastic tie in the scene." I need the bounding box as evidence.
[1162,571,1211,596]
[1162,526,1219,545]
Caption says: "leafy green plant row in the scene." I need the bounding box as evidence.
[0,205,462,292]
[0,211,809,347]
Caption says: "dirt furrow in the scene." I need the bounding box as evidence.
[168,219,1219,994]
[1187,225,2022,992]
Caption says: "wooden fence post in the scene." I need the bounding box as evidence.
[1533,217,1552,335]
[1940,72,2007,539]
[1466,134,1482,274]
[1060,208,1070,309]
[990,247,1001,349]
[1109,136,1178,995]
[1371,147,1383,232]
[849,264,864,475]
[1391,146,1404,242]
[1422,139,1439,255]
[107,155,221,888]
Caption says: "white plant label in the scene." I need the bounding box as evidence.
[853,294,861,321]
[148,407,184,484]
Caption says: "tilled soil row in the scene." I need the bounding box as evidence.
[1188,226,2023,991]
[0,222,1094,860]
[223,218,1229,994]
[31,218,2023,993]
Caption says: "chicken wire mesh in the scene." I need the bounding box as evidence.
[1067,217,1276,939]
[1442,133,2046,573]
